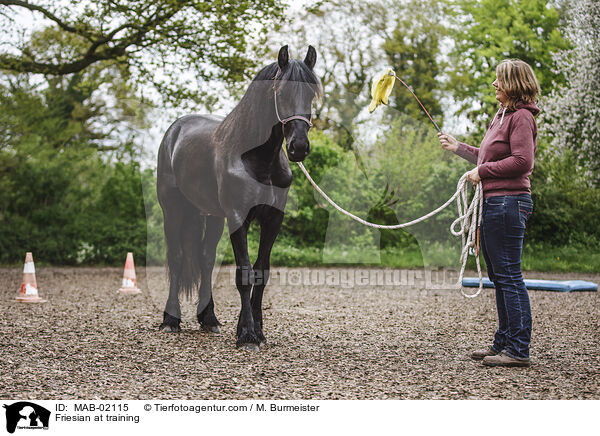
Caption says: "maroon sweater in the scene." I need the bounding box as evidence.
[456,101,540,198]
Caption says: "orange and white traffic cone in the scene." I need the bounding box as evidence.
[117,252,142,294]
[16,252,46,303]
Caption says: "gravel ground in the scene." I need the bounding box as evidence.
[1,265,598,400]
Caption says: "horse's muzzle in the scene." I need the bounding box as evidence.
[287,141,310,162]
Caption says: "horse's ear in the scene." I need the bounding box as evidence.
[304,45,317,70]
[278,45,289,69]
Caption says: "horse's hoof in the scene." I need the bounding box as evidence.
[236,327,260,349]
[159,323,181,333]
[201,324,221,334]
[161,312,181,333]
[257,333,267,346]
[238,343,260,352]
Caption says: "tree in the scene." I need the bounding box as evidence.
[540,0,600,186]
[448,0,569,133]
[0,63,147,153]
[272,0,449,170]
[0,0,287,265]
[0,24,152,264]
[381,0,447,123]
[272,1,379,150]
[0,74,150,264]
[0,0,284,105]
[278,0,448,143]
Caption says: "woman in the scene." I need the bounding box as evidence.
[438,59,541,367]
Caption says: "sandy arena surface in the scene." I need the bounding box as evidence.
[1,265,598,399]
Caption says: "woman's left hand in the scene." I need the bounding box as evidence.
[466,167,481,186]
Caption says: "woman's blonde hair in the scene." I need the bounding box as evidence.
[496,59,541,110]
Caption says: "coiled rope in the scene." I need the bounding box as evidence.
[297,162,485,297]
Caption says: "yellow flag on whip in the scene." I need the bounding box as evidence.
[368,68,395,113]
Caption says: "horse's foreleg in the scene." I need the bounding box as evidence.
[230,222,260,350]
[252,208,284,345]
[197,216,225,333]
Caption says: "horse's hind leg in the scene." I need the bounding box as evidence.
[197,215,225,333]
[158,189,187,333]
[252,207,284,345]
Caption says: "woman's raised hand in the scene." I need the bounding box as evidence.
[437,132,459,153]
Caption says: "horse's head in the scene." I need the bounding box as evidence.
[273,45,321,162]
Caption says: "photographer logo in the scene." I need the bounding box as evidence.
[3,402,50,433]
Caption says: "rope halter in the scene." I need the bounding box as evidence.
[274,92,313,129]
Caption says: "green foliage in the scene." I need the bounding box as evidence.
[528,148,600,248]
[0,61,147,155]
[142,168,167,266]
[449,0,569,134]
[382,0,447,121]
[285,131,340,247]
[0,63,148,265]
[278,0,378,150]
[370,115,471,244]
[0,147,147,265]
[0,150,84,264]
[522,242,600,272]
[279,116,471,266]
[80,159,148,264]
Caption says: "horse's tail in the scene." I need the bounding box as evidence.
[157,117,206,301]
[166,209,206,300]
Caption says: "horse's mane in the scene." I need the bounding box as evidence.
[213,59,322,149]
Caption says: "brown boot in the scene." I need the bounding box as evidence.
[482,351,530,367]
[470,347,498,361]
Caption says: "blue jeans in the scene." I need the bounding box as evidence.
[480,194,533,360]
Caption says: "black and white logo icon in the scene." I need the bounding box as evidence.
[3,402,50,433]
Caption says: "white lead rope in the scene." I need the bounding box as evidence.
[296,162,485,297]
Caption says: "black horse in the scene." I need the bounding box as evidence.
[157,45,321,350]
